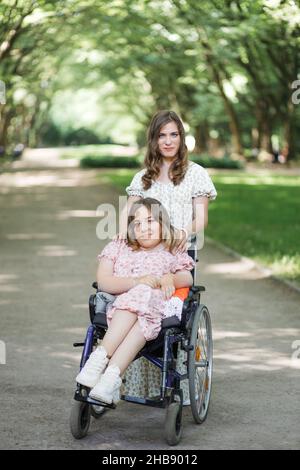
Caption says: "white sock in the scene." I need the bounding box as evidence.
[96,345,108,356]
[106,364,121,376]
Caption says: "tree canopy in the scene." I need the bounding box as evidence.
[0,0,299,159]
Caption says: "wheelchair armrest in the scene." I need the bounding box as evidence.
[190,285,205,293]
[185,285,205,305]
[93,281,204,293]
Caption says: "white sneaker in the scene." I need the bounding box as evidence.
[76,346,108,388]
[89,365,122,405]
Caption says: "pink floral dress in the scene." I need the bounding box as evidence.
[98,240,195,341]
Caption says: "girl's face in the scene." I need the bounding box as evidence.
[157,121,181,159]
[132,206,161,249]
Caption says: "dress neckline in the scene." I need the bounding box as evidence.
[152,161,195,186]
[138,242,165,252]
[154,179,173,186]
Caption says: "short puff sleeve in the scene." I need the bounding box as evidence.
[191,164,217,201]
[125,170,145,197]
[97,240,122,264]
[171,252,195,274]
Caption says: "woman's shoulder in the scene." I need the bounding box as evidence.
[177,161,205,186]
[187,160,217,200]
[187,160,206,175]
[98,239,129,261]
[187,160,214,181]
[134,167,147,179]
[126,168,147,196]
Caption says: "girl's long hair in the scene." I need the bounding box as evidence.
[127,197,177,253]
[142,110,189,190]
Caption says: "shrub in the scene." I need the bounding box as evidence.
[80,155,141,168]
[190,154,244,169]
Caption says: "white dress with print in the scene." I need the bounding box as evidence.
[126,161,217,230]
[119,161,217,401]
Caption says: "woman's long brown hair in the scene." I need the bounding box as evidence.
[142,110,189,190]
[127,197,177,253]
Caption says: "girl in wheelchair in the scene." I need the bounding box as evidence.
[75,197,195,405]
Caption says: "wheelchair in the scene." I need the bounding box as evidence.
[70,238,213,446]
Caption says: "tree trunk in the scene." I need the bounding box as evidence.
[206,56,244,157]
[283,99,296,161]
[193,121,209,153]
[260,120,273,154]
[0,107,13,153]
[255,101,273,154]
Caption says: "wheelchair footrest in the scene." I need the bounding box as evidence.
[74,390,116,409]
[121,394,167,408]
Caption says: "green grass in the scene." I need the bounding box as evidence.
[99,168,300,285]
[208,172,300,284]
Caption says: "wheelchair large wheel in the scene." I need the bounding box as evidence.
[164,402,183,446]
[70,400,91,439]
[188,304,213,424]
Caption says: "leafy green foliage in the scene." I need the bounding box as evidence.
[0,0,299,159]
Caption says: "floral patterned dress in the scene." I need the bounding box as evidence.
[114,160,217,400]
[98,241,195,341]
[126,161,217,232]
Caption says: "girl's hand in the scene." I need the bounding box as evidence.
[136,275,161,289]
[174,228,188,254]
[160,273,175,300]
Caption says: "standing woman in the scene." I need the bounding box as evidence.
[117,110,217,403]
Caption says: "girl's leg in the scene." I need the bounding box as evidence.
[101,309,137,358]
[108,320,146,375]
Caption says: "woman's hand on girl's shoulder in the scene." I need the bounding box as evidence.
[173,228,188,254]
[113,232,128,243]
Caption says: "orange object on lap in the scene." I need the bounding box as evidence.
[172,287,189,301]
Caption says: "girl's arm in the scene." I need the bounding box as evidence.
[97,257,137,294]
[173,270,193,288]
[97,256,160,294]
[161,271,193,289]
[160,270,193,300]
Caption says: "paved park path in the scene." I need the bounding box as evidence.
[0,160,299,450]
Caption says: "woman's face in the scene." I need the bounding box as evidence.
[157,121,181,159]
[132,206,161,249]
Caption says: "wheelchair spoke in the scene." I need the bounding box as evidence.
[188,305,213,424]
[196,326,208,363]
[195,369,206,410]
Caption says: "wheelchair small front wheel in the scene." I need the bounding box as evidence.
[70,401,91,439]
[90,404,106,419]
[188,304,213,424]
[164,402,183,446]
